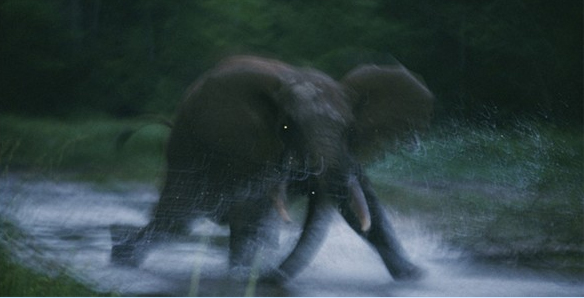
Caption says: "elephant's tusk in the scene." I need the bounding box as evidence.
[271,182,292,223]
[348,175,371,232]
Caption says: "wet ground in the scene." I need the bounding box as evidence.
[1,174,582,296]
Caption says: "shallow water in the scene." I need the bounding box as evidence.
[1,174,582,296]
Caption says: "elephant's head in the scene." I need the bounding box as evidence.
[178,56,371,224]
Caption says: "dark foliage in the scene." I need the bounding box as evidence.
[0,0,581,125]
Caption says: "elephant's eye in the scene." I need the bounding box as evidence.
[279,120,301,144]
[281,123,294,134]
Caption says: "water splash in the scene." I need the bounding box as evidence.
[1,174,582,296]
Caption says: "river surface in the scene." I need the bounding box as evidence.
[1,174,582,296]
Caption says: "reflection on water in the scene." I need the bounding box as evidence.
[1,175,582,296]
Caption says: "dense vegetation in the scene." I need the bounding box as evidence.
[1,0,582,125]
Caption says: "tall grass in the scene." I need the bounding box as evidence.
[0,218,113,296]
[0,115,169,182]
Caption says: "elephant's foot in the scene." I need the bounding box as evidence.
[258,268,290,285]
[110,224,149,267]
[391,263,426,281]
[111,242,144,267]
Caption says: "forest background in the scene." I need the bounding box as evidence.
[1,0,582,126]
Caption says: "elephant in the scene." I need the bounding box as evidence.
[110,55,434,283]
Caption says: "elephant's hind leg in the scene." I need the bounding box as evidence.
[111,215,194,267]
[111,187,196,267]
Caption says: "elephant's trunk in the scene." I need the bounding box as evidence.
[267,179,335,282]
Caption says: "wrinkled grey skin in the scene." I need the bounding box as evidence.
[111,56,434,283]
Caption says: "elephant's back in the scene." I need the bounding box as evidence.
[164,72,286,186]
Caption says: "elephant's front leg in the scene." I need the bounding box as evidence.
[227,196,281,269]
[339,174,424,281]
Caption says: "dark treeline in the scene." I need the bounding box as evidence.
[1,0,581,126]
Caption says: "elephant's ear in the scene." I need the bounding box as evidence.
[341,64,434,159]
[176,56,297,166]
